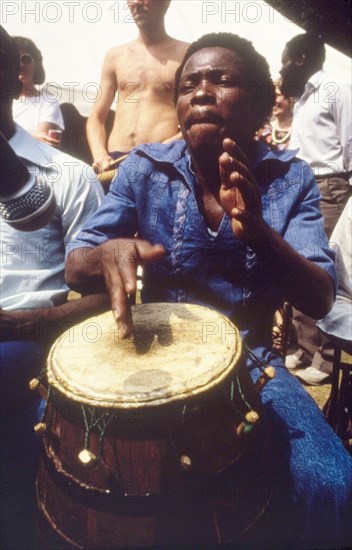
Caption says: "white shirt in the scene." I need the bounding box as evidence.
[317,198,352,341]
[13,91,64,132]
[329,198,352,301]
[0,125,104,310]
[290,70,352,181]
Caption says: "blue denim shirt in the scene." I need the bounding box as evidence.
[71,140,336,349]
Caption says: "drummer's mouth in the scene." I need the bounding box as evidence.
[185,110,223,130]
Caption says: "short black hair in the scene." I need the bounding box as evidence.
[13,36,45,85]
[174,32,275,133]
[285,33,326,69]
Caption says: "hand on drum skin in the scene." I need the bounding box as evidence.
[92,154,114,174]
[219,138,262,242]
[98,239,165,338]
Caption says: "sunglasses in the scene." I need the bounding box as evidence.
[20,53,34,65]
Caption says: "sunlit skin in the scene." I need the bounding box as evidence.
[66,46,334,337]
[87,0,188,172]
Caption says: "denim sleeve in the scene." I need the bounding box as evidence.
[66,158,139,255]
[283,162,337,294]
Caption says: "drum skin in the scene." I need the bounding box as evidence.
[36,304,274,548]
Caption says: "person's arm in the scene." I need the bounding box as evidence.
[219,138,334,319]
[87,49,118,172]
[0,293,110,342]
[66,239,165,338]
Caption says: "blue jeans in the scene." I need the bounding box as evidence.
[249,352,352,548]
[0,341,47,548]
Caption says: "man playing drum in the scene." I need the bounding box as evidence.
[87,0,188,173]
[66,34,352,548]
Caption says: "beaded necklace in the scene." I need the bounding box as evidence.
[271,120,291,145]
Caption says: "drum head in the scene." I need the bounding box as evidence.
[47,303,241,408]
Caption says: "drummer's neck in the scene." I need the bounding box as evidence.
[190,154,221,192]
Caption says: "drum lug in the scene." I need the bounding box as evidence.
[236,410,259,437]
[29,377,48,400]
[33,422,47,435]
[180,454,192,471]
[78,449,97,467]
[254,366,276,393]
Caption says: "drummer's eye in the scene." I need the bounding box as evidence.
[218,77,240,88]
[179,82,195,94]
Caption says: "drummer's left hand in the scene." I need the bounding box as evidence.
[98,239,165,338]
[219,138,263,243]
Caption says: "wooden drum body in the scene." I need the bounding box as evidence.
[36,303,273,548]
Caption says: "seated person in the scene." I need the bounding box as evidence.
[12,35,64,147]
[0,26,109,548]
[66,33,352,548]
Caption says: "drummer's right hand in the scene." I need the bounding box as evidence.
[98,239,165,339]
[92,154,114,174]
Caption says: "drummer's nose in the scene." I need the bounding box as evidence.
[191,80,216,105]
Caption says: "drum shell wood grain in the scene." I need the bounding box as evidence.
[36,304,272,547]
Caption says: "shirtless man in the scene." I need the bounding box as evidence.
[87,0,188,172]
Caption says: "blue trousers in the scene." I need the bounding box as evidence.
[249,349,352,549]
[0,340,47,548]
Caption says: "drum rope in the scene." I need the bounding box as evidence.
[34,366,52,424]
[181,404,191,451]
[243,344,268,373]
[234,374,251,411]
[163,404,192,465]
[81,405,117,460]
[40,384,52,424]
[226,380,243,417]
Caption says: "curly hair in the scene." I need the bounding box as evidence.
[174,33,275,133]
[13,36,45,85]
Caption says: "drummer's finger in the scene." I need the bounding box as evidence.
[118,241,165,293]
[219,150,256,188]
[103,262,133,338]
[223,138,249,166]
[112,289,133,339]
[227,171,261,214]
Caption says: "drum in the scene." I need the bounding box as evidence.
[35,303,273,548]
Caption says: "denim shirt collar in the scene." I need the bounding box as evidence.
[135,139,299,182]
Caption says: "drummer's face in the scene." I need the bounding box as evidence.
[176,47,254,153]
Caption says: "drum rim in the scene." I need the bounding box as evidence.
[47,303,242,409]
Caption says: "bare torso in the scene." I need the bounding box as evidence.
[107,37,188,152]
